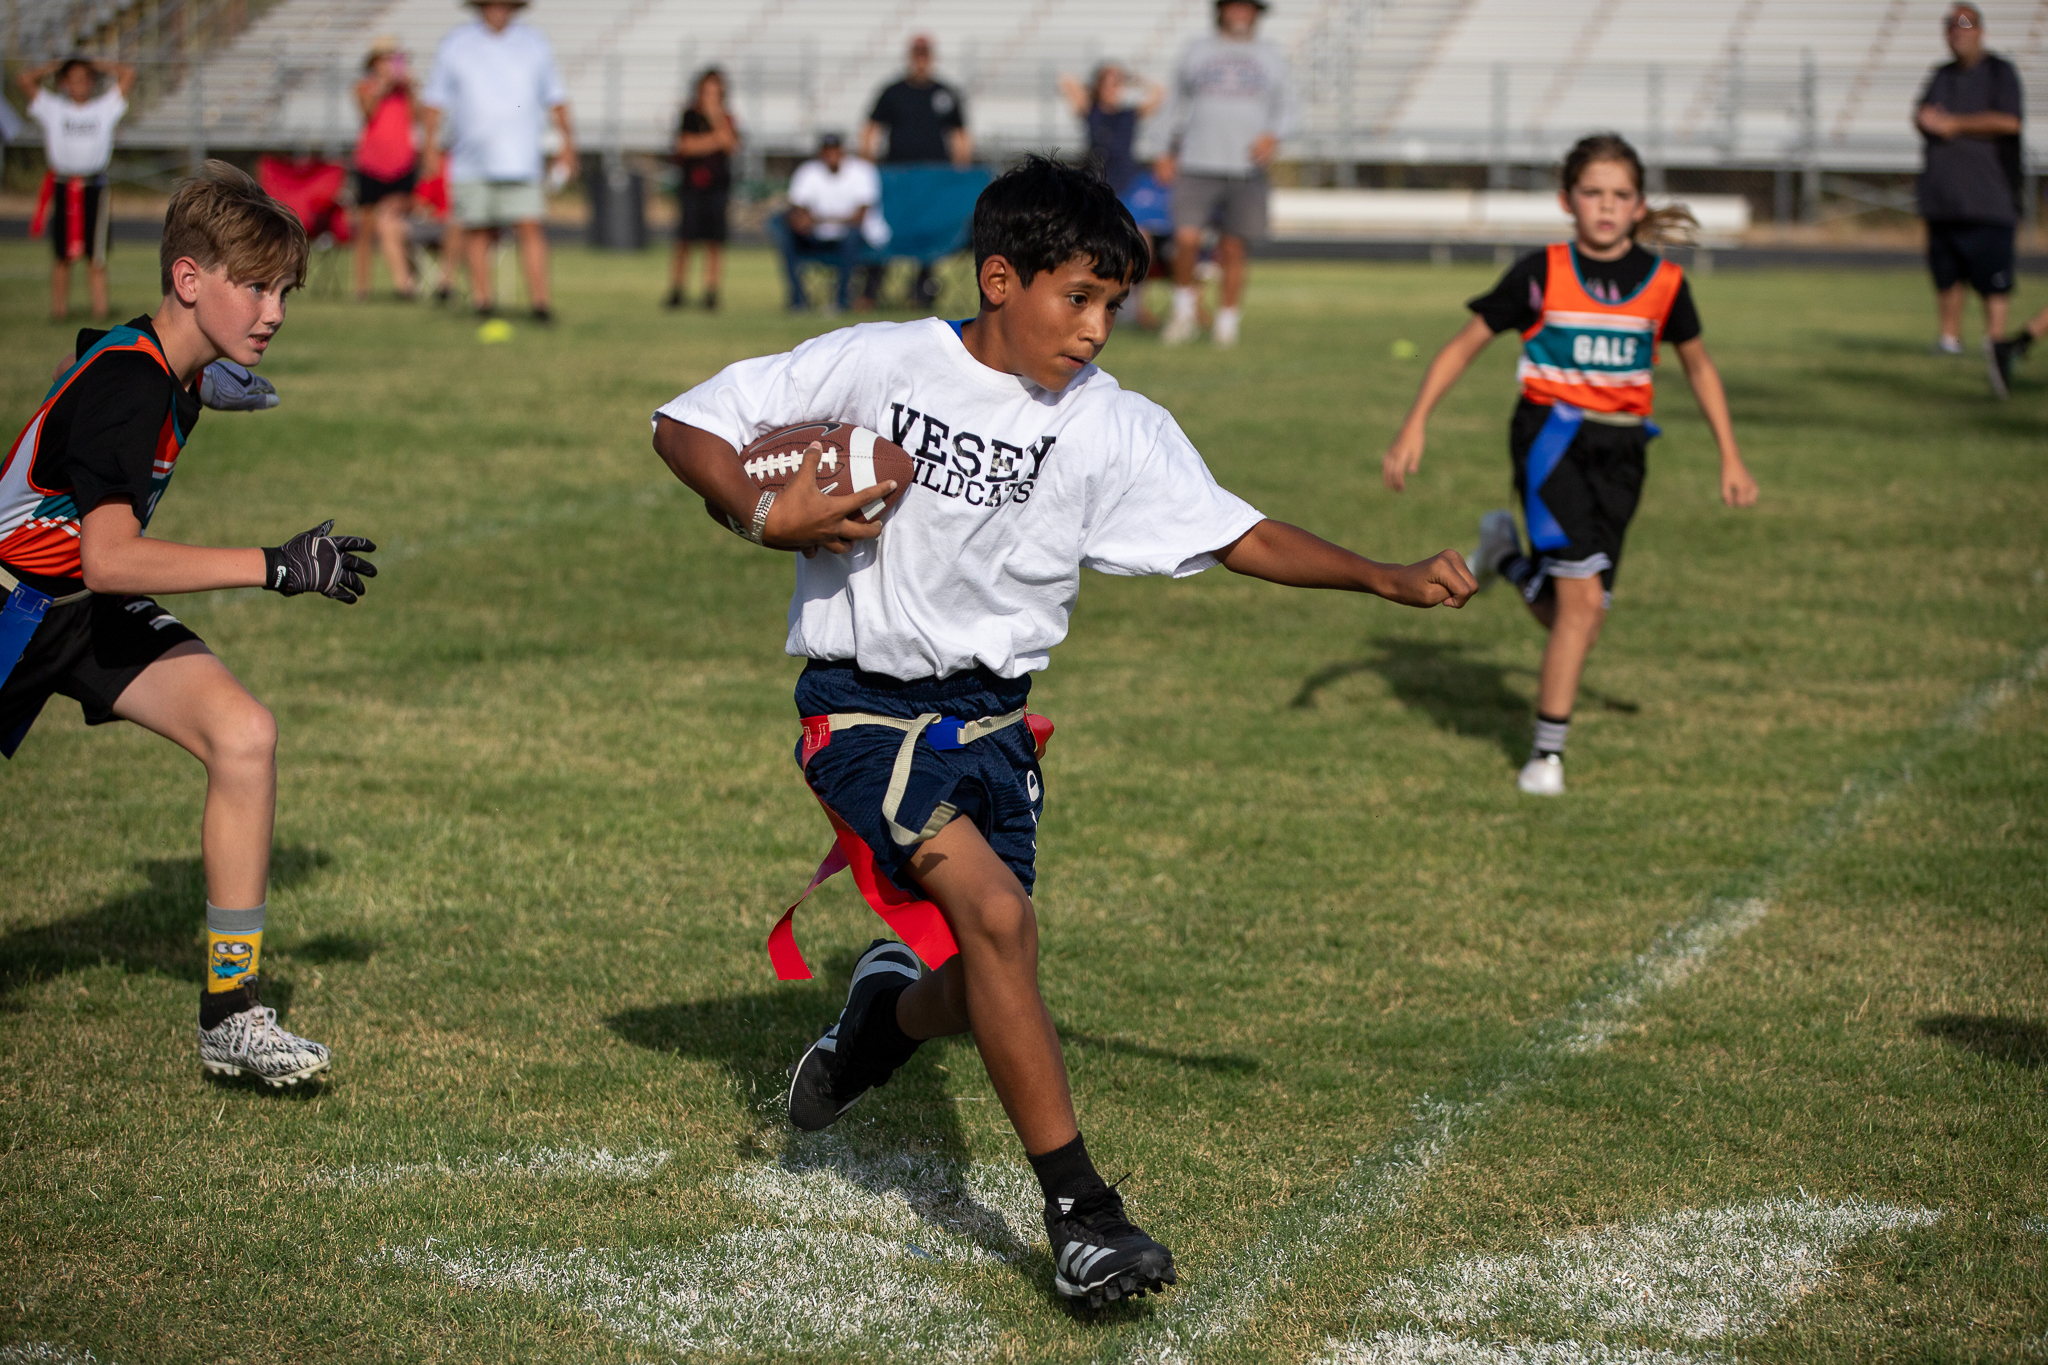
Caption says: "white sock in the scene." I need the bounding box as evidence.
[1217,306,1241,330]
[1172,286,1198,320]
[1532,713,1570,758]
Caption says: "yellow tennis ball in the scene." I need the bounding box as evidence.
[1391,338,1418,360]
[478,319,516,344]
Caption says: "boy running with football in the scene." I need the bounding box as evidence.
[0,162,377,1085]
[1383,134,1758,796]
[652,156,1474,1307]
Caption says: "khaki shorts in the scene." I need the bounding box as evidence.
[1169,172,1269,241]
[452,179,545,228]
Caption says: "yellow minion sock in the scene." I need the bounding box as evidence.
[202,903,264,1028]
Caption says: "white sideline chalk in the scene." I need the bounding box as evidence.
[368,1229,995,1361]
[311,1145,670,1188]
[0,1347,116,1365]
[1326,1196,1940,1359]
[1321,1332,1706,1365]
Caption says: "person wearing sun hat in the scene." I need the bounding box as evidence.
[421,0,575,322]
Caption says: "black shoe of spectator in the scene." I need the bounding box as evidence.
[531,306,554,325]
[664,288,684,310]
[702,290,718,312]
[475,302,496,319]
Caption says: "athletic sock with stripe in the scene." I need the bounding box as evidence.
[1028,1131,1111,1209]
[200,902,264,1029]
[1532,712,1571,760]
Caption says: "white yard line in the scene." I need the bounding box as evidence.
[1320,1333,1710,1365]
[0,1347,117,1365]
[1114,644,2046,1364]
[312,1145,670,1188]
[1325,1196,1940,1359]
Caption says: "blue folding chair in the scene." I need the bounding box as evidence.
[855,164,994,315]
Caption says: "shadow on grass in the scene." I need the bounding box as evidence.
[0,846,332,1009]
[1059,1030,1259,1075]
[1291,636,1639,763]
[606,954,1067,1287]
[1917,1014,2046,1069]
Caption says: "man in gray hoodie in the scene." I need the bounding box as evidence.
[1155,0,1295,347]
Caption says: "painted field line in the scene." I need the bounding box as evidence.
[0,1346,116,1365]
[1320,1195,1940,1362]
[1114,644,2046,1364]
[311,1144,670,1189]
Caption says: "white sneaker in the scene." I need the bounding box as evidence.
[1516,754,1565,796]
[1213,308,1240,348]
[1161,312,1200,346]
[199,1003,332,1086]
[1932,335,1964,356]
[1466,509,1521,590]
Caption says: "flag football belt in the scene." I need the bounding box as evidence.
[767,706,1055,982]
[1524,402,1660,552]
[29,172,99,262]
[0,563,89,692]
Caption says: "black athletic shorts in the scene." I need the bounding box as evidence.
[46,178,110,264]
[0,589,200,754]
[677,190,730,243]
[355,167,418,207]
[1509,399,1650,607]
[1926,219,2015,296]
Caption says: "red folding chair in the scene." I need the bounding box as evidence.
[256,154,352,294]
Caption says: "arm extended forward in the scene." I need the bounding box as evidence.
[1217,518,1475,607]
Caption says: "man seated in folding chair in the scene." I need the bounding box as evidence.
[770,132,876,313]
[256,154,352,294]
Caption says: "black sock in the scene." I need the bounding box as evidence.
[852,983,922,1086]
[1028,1131,1110,1209]
[1501,553,1536,589]
[2015,331,2035,357]
[199,979,259,1029]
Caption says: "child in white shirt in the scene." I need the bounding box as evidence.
[653,155,1475,1309]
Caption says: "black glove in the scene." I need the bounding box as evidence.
[262,520,378,603]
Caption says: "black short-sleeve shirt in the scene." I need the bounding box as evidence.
[675,107,734,195]
[1467,244,1701,345]
[867,78,966,163]
[1917,54,2025,224]
[26,317,200,584]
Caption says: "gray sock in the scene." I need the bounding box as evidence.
[1532,713,1571,759]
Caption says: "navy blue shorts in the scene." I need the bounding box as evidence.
[795,660,1044,899]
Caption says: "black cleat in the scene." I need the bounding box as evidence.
[1989,333,2029,398]
[1046,1185,1177,1308]
[787,938,922,1131]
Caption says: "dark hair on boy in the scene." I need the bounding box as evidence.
[158,159,310,296]
[56,57,93,81]
[972,154,1150,305]
[1559,133,1699,247]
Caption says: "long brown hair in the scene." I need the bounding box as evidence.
[1560,133,1698,246]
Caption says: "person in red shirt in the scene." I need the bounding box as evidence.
[352,35,422,301]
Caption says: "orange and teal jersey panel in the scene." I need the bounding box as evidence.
[1516,242,1684,417]
[0,325,186,581]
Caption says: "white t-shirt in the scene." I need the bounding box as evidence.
[422,19,568,183]
[30,88,126,177]
[787,157,880,241]
[655,318,1265,681]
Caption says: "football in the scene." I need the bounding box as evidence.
[730,420,916,528]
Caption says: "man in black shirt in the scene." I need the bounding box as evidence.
[859,35,973,309]
[1914,3,2024,363]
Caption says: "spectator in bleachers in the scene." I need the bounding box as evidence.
[1914,2,2024,359]
[860,35,972,309]
[1155,0,1294,348]
[352,35,421,302]
[1060,63,1164,197]
[19,56,136,322]
[666,67,740,313]
[771,132,879,313]
[421,0,576,323]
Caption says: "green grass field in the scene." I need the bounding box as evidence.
[0,240,2043,1364]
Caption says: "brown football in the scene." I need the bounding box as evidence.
[735,420,915,526]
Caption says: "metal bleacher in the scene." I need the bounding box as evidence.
[70,0,2048,180]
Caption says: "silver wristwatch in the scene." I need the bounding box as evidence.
[747,489,777,546]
